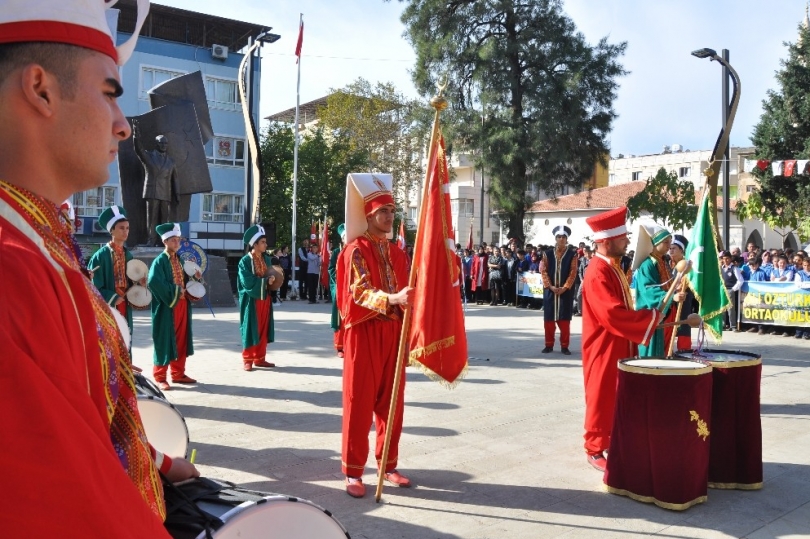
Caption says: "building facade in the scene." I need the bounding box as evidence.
[73,2,267,265]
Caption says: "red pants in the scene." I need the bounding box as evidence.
[333,326,345,352]
[544,320,571,348]
[153,299,188,382]
[341,318,405,477]
[243,297,270,362]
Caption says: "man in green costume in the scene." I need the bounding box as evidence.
[632,223,681,357]
[238,224,278,371]
[88,205,142,362]
[147,222,198,390]
[329,223,347,358]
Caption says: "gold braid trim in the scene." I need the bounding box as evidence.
[408,336,467,389]
[709,481,763,490]
[605,485,707,511]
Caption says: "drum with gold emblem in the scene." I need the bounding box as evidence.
[604,358,713,510]
[675,349,762,490]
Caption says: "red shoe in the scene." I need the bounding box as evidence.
[587,453,607,472]
[157,381,171,391]
[253,359,276,368]
[243,361,253,371]
[172,375,197,384]
[345,477,365,498]
[383,470,411,488]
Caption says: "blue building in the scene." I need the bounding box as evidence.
[73,1,269,268]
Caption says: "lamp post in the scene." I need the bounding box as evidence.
[242,30,281,228]
[691,47,740,250]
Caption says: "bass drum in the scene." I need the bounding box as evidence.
[162,477,351,539]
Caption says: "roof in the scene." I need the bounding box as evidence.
[527,182,646,213]
[266,96,330,123]
[527,182,739,214]
[116,0,268,51]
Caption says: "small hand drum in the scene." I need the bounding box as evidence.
[186,281,206,300]
[183,260,202,277]
[126,259,149,282]
[126,285,152,309]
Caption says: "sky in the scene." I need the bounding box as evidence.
[158,0,809,157]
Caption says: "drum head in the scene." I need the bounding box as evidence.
[187,281,206,299]
[184,260,202,277]
[675,349,761,368]
[126,285,152,308]
[134,373,167,400]
[199,496,349,539]
[137,396,189,459]
[620,357,711,375]
[126,259,148,281]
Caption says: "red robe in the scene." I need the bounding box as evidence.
[470,253,489,291]
[336,232,409,476]
[0,184,169,537]
[580,252,663,455]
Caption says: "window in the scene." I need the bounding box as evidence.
[205,136,245,167]
[746,185,755,193]
[632,171,643,181]
[205,77,240,111]
[202,193,243,223]
[140,66,185,99]
[451,198,474,217]
[679,166,691,178]
[408,207,417,224]
[609,173,616,184]
[73,187,116,217]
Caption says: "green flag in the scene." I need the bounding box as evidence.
[684,191,730,341]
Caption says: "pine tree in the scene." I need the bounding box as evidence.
[398,0,626,242]
[743,18,810,242]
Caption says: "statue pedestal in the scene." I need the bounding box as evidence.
[130,247,235,308]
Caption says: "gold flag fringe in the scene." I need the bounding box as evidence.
[408,336,468,389]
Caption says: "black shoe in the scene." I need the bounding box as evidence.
[516,304,526,308]
[561,348,571,355]
[541,346,553,353]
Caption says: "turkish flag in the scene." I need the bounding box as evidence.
[408,133,468,386]
[466,223,473,251]
[294,18,304,63]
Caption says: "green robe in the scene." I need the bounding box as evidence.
[328,245,342,331]
[634,255,672,357]
[147,251,193,366]
[88,244,133,334]
[238,252,276,348]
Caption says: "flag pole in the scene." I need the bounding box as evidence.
[375,81,448,502]
[290,13,303,300]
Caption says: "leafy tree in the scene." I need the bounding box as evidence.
[317,78,431,206]
[627,168,695,232]
[745,21,810,244]
[259,124,367,248]
[397,0,627,243]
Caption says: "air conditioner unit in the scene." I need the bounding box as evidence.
[212,44,229,60]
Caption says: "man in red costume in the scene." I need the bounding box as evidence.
[580,206,663,472]
[0,1,196,535]
[337,173,414,498]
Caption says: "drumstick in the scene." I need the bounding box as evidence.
[190,448,197,464]
[658,313,701,330]
[666,278,688,357]
[657,259,692,312]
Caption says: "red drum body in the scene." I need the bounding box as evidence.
[676,349,763,490]
[605,358,713,510]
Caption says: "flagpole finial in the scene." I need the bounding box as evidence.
[430,76,449,111]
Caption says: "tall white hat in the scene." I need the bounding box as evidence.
[344,173,396,243]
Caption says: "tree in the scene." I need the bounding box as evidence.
[745,21,810,245]
[626,168,696,233]
[397,0,627,243]
[259,124,367,248]
[316,78,431,206]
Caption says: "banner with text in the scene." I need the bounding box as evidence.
[517,272,544,298]
[740,281,810,327]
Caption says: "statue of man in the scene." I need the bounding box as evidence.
[133,122,177,246]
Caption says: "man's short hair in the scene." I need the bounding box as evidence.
[0,42,90,99]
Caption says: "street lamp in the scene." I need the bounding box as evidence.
[691,47,741,251]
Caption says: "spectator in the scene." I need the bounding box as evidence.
[515,249,530,308]
[278,246,292,299]
[306,244,321,304]
[503,247,518,306]
[461,249,473,302]
[575,246,592,316]
[471,246,489,305]
[488,245,505,305]
[760,250,774,277]
[721,251,744,331]
[297,239,310,300]
[795,258,810,340]
[744,257,771,335]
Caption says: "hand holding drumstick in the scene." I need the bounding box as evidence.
[657,313,702,330]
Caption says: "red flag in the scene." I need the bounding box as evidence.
[397,220,406,250]
[466,223,473,251]
[320,220,330,287]
[408,134,468,386]
[294,18,304,63]
[310,222,317,243]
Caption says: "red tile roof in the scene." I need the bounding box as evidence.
[527,182,646,213]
